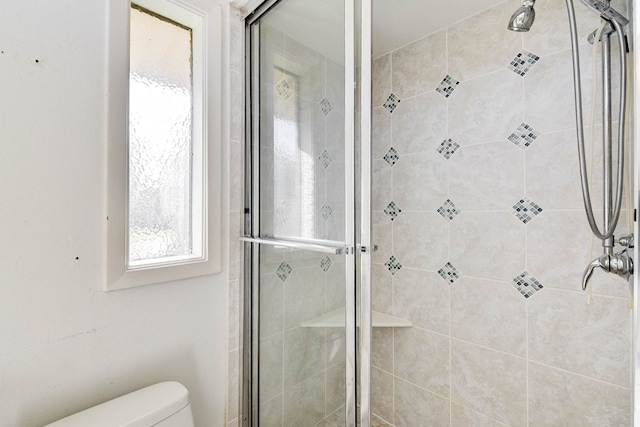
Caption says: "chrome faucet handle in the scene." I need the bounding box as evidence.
[582,256,606,290]
[582,249,634,291]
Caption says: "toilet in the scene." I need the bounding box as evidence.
[44,381,195,427]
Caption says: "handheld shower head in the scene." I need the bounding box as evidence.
[508,0,536,32]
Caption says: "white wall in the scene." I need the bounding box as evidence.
[0,1,231,426]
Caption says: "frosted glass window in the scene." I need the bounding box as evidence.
[128,5,196,267]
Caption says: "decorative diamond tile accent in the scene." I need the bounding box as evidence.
[383,147,400,166]
[512,271,543,298]
[436,75,460,98]
[384,201,402,221]
[275,77,295,100]
[438,138,461,159]
[321,203,333,220]
[320,97,333,115]
[319,149,333,169]
[276,261,293,282]
[383,93,401,113]
[509,50,541,77]
[384,255,402,275]
[437,199,460,221]
[320,255,332,272]
[508,123,540,149]
[512,198,543,224]
[438,262,460,284]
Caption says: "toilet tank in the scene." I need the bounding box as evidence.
[44,381,195,427]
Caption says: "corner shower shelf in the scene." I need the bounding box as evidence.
[300,308,412,328]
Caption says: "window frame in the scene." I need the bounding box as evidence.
[106,0,222,291]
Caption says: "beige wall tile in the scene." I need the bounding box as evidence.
[283,327,325,388]
[372,328,393,372]
[528,288,631,386]
[525,129,585,210]
[372,159,392,212]
[260,333,283,403]
[284,266,326,329]
[448,0,523,81]
[448,141,524,211]
[393,211,449,271]
[392,30,446,99]
[524,44,595,133]
[394,327,450,396]
[393,268,449,334]
[260,394,283,427]
[451,340,527,426]
[391,91,447,155]
[371,366,394,423]
[450,211,525,281]
[282,373,325,427]
[372,107,392,159]
[393,151,448,211]
[372,263,393,315]
[451,276,526,356]
[372,212,393,265]
[523,0,601,57]
[373,54,392,108]
[451,403,510,427]
[528,361,631,426]
[394,378,449,427]
[448,69,522,145]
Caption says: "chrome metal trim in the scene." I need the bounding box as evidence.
[632,2,639,423]
[239,236,351,255]
[358,0,372,426]
[345,0,357,425]
[241,15,254,427]
[244,0,282,25]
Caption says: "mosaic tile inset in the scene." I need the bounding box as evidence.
[383,93,401,113]
[512,271,543,298]
[385,255,403,275]
[319,149,333,169]
[437,199,460,221]
[438,138,461,160]
[275,77,295,100]
[508,123,540,149]
[320,97,333,115]
[383,147,400,166]
[438,262,460,284]
[321,203,333,220]
[384,201,402,221]
[509,50,541,77]
[512,198,543,224]
[436,75,460,98]
[276,261,293,282]
[320,255,332,272]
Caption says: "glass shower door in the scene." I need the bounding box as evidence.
[243,0,359,425]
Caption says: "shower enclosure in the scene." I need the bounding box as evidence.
[241,0,639,425]
[242,0,367,424]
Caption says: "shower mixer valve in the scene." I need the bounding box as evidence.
[582,236,634,291]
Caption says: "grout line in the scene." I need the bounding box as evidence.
[528,359,632,390]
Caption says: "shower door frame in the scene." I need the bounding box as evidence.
[241,0,373,425]
[633,1,640,424]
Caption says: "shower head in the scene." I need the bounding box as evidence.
[508,0,536,32]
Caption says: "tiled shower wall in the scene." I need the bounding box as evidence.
[371,0,633,425]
